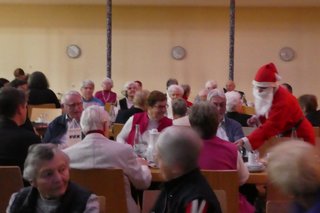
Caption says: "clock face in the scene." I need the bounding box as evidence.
[66,44,81,58]
[171,46,186,60]
[279,47,295,62]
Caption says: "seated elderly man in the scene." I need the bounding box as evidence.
[205,80,218,91]
[117,90,172,145]
[207,89,244,142]
[152,126,222,213]
[267,140,320,212]
[80,80,103,109]
[172,98,190,126]
[7,144,99,212]
[115,90,149,124]
[166,84,184,119]
[63,105,151,213]
[189,102,254,213]
[225,91,251,127]
[43,90,83,146]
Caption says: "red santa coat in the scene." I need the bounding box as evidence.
[248,86,315,150]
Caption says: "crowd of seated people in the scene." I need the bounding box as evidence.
[3,62,320,213]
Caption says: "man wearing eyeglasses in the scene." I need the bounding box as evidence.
[43,90,84,147]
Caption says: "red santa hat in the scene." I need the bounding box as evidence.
[252,63,281,87]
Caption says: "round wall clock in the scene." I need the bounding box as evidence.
[279,47,295,62]
[171,46,186,60]
[66,44,81,59]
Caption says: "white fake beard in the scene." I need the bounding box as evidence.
[253,87,274,116]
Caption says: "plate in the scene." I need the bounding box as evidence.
[245,162,265,172]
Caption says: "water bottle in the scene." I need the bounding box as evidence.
[146,129,159,163]
[133,124,147,157]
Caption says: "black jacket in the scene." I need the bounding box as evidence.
[226,111,251,127]
[152,168,221,213]
[9,182,92,213]
[0,118,40,172]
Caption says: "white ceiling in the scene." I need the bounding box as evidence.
[0,0,320,7]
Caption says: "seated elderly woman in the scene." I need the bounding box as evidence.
[94,77,117,105]
[189,101,254,213]
[80,80,103,109]
[6,143,99,212]
[116,90,172,145]
[63,105,151,213]
[152,126,222,213]
[119,81,138,110]
[267,140,320,213]
[115,90,149,124]
[166,84,184,119]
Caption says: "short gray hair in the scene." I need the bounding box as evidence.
[225,91,241,112]
[167,85,184,96]
[172,98,188,117]
[23,144,70,182]
[207,88,225,102]
[205,80,218,90]
[81,80,95,89]
[156,126,202,173]
[189,101,219,139]
[61,90,82,105]
[102,78,113,88]
[80,105,110,134]
[267,140,320,197]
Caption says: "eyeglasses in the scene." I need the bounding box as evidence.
[65,102,83,108]
[153,104,168,109]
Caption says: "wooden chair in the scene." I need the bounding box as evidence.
[105,103,112,113]
[27,103,56,117]
[112,123,124,139]
[202,170,238,213]
[142,190,161,213]
[242,106,255,115]
[242,126,256,136]
[70,168,127,213]
[266,200,291,213]
[97,196,106,213]
[30,108,62,123]
[0,166,24,213]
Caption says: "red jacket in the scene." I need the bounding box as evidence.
[127,112,172,146]
[248,86,315,150]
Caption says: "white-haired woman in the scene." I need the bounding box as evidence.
[63,105,151,213]
[166,84,184,119]
[119,81,138,110]
[94,77,117,105]
[7,144,99,213]
[267,140,320,213]
[225,91,251,127]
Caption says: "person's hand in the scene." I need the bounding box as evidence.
[136,157,148,166]
[234,139,244,150]
[247,115,259,127]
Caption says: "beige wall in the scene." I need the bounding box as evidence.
[0,5,319,102]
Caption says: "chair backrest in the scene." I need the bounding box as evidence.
[242,127,256,136]
[27,103,56,117]
[69,168,127,213]
[112,123,124,139]
[266,200,291,213]
[97,196,106,213]
[30,108,62,123]
[0,166,24,213]
[242,106,255,115]
[202,170,238,213]
[214,190,227,213]
[105,103,112,112]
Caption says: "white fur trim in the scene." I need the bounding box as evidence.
[252,80,277,87]
[275,73,282,81]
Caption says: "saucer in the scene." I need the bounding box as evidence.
[245,162,265,172]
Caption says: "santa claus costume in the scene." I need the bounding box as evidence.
[246,63,315,150]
